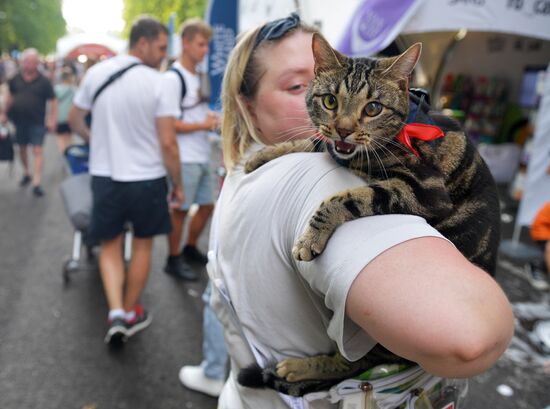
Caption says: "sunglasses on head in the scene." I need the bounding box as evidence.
[254,12,301,49]
[240,13,302,97]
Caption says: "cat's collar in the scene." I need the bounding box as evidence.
[396,123,444,157]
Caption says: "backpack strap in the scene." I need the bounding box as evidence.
[92,62,142,106]
[208,187,306,409]
[168,66,187,119]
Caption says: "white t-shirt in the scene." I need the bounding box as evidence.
[73,54,180,181]
[209,145,447,409]
[163,62,210,164]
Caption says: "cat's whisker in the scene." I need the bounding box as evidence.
[369,142,390,180]
[377,135,411,157]
[273,127,319,141]
[274,124,318,136]
[272,132,320,144]
[373,138,407,169]
[274,125,317,135]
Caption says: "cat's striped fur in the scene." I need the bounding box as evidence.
[240,33,500,397]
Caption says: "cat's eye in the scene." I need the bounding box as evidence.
[322,94,338,110]
[364,101,382,117]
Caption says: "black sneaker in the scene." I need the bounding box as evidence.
[125,304,153,338]
[164,255,198,281]
[32,186,45,197]
[182,245,208,265]
[19,175,31,187]
[524,262,549,291]
[104,317,128,345]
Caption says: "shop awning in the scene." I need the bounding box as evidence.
[56,33,127,60]
[339,0,550,57]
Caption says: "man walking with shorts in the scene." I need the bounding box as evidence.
[69,16,183,345]
[163,18,219,280]
[1,48,57,197]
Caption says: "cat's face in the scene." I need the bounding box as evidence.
[306,34,421,160]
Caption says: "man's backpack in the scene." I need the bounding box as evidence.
[169,65,211,119]
[168,67,187,119]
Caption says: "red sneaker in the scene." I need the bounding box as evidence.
[125,304,153,337]
[104,317,128,345]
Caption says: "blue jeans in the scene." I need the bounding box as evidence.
[201,281,228,380]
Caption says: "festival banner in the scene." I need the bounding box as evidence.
[205,0,238,110]
[337,0,424,57]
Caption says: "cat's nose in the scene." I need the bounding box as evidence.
[336,128,353,139]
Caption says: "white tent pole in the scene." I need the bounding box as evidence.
[430,29,467,110]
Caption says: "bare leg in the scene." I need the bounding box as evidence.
[31,145,43,186]
[167,209,187,256]
[99,234,125,310]
[185,204,214,247]
[123,237,153,311]
[55,133,72,155]
[19,144,30,176]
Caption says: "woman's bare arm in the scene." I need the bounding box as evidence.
[346,236,514,378]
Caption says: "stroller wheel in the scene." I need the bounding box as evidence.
[63,259,80,282]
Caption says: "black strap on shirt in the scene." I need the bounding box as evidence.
[91,62,143,106]
[168,66,187,118]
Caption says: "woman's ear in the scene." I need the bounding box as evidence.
[243,96,257,123]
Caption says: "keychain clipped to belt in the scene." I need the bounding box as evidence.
[312,363,468,409]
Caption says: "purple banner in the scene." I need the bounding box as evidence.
[337,0,423,57]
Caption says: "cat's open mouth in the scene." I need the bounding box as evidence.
[334,140,357,155]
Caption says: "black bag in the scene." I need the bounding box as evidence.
[0,125,14,162]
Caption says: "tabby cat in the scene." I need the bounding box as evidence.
[239,33,501,397]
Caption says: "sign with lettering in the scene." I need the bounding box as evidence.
[404,0,550,39]
[338,0,423,56]
[205,0,238,110]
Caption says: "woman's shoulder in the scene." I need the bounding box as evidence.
[272,151,366,189]
[233,149,367,207]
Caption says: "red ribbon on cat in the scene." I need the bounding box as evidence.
[396,123,444,157]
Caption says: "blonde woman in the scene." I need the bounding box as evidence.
[210,14,513,408]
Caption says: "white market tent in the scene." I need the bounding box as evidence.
[56,33,127,60]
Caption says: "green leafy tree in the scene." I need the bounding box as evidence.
[122,0,207,37]
[0,0,66,54]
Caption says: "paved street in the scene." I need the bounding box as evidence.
[1,136,550,409]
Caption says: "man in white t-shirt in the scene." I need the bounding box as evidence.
[68,16,183,346]
[163,18,219,280]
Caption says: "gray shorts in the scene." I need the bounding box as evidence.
[180,162,214,211]
[15,124,46,146]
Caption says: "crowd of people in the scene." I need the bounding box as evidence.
[1,11,538,409]
[0,15,225,397]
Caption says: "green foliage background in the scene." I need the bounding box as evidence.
[0,0,207,54]
[0,0,66,53]
[122,0,207,36]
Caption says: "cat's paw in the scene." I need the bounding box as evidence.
[276,358,314,382]
[292,227,329,261]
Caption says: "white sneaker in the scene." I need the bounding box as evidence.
[524,263,550,291]
[179,365,225,397]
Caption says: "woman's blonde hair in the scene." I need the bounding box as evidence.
[220,21,317,173]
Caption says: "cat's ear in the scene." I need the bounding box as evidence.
[312,33,346,75]
[382,43,422,80]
